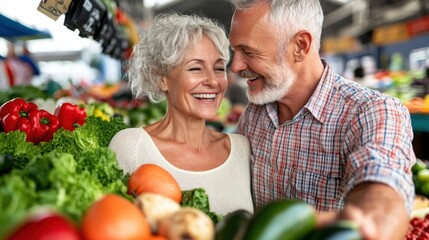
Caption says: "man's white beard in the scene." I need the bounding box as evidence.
[248,62,296,105]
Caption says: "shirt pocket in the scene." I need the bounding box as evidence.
[285,169,344,211]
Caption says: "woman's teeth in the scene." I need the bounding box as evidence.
[192,93,216,100]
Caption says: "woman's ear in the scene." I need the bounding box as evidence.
[160,77,168,91]
[293,30,312,62]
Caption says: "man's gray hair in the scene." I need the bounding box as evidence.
[231,0,324,52]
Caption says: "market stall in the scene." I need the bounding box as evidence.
[0,13,51,41]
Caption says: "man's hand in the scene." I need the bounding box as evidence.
[343,182,410,239]
[316,182,410,240]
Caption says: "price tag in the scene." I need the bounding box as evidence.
[37,0,73,20]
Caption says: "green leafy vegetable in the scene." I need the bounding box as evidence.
[0,86,49,106]
[0,173,38,237]
[0,150,130,231]
[181,188,223,224]
[0,131,40,169]
[39,115,126,156]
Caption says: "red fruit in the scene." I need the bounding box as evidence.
[411,217,423,226]
[419,231,429,239]
[6,210,81,240]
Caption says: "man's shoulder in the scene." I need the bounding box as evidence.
[333,76,397,107]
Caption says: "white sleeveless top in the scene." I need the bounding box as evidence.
[108,128,254,215]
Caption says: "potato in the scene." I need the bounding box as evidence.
[135,193,181,233]
[158,207,215,240]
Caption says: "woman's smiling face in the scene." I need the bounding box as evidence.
[163,35,228,120]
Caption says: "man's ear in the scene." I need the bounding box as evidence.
[293,30,312,62]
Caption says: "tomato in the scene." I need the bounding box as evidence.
[128,164,182,203]
[81,194,151,240]
[6,210,81,240]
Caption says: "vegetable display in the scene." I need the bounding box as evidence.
[0,98,129,238]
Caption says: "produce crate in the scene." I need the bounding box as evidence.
[411,114,429,133]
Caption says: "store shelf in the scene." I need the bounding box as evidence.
[411,114,429,133]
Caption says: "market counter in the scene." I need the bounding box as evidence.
[411,114,429,133]
[411,114,429,160]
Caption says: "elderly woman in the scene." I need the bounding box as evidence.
[108,13,254,215]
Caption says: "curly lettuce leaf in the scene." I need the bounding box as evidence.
[0,131,40,169]
[0,173,38,237]
[181,188,223,224]
[39,115,126,156]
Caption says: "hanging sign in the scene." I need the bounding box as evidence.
[37,0,73,20]
[372,23,409,45]
[407,15,429,37]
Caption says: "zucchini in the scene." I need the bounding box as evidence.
[215,209,252,240]
[304,220,362,240]
[241,199,316,240]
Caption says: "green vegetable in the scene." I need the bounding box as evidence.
[412,159,427,175]
[242,199,316,240]
[215,209,252,240]
[0,86,48,106]
[0,173,37,237]
[0,149,130,238]
[0,131,40,169]
[418,169,429,182]
[86,102,115,121]
[304,220,362,240]
[420,181,429,197]
[0,154,13,174]
[181,188,223,224]
[39,115,126,156]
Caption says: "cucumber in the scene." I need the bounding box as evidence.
[241,199,316,240]
[215,209,252,240]
[304,220,362,240]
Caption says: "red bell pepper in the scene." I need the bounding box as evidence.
[28,109,60,143]
[0,98,60,144]
[54,102,87,131]
[0,98,37,136]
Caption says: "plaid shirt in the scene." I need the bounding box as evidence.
[236,61,416,213]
